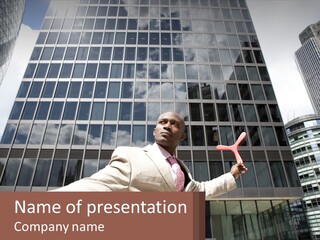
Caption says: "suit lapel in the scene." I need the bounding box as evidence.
[143,145,176,191]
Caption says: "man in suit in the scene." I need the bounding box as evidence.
[54,112,247,199]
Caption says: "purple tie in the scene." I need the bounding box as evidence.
[167,156,185,192]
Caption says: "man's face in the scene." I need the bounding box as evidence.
[153,112,185,154]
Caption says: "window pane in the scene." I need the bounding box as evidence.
[270,162,288,187]
[54,82,68,98]
[77,102,91,120]
[65,159,82,185]
[0,124,17,144]
[63,102,77,120]
[91,102,104,120]
[68,82,81,98]
[191,126,205,146]
[22,102,37,120]
[102,125,117,145]
[255,161,272,187]
[16,82,30,98]
[57,124,73,145]
[49,102,64,120]
[133,102,146,120]
[132,125,145,146]
[28,82,43,98]
[0,159,21,186]
[82,159,98,177]
[81,82,94,98]
[36,102,50,120]
[29,123,45,144]
[43,124,59,145]
[48,160,66,187]
[87,124,102,145]
[32,159,51,186]
[72,124,88,145]
[16,158,36,186]
[119,102,132,120]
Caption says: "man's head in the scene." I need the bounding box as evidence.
[153,112,185,155]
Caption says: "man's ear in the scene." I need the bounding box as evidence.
[153,128,156,136]
[180,132,185,140]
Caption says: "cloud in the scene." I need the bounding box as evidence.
[0,24,38,139]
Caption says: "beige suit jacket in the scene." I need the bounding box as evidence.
[54,145,236,200]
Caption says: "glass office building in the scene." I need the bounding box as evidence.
[0,0,25,85]
[295,20,320,115]
[0,0,303,238]
[286,114,320,239]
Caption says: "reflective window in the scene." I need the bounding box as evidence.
[29,123,45,144]
[248,126,261,146]
[102,125,117,145]
[69,32,81,44]
[80,32,92,44]
[263,85,276,100]
[252,84,265,100]
[35,63,48,78]
[226,84,239,100]
[94,82,107,98]
[255,161,272,187]
[57,32,69,44]
[0,158,21,186]
[269,105,282,122]
[55,82,68,98]
[47,64,61,78]
[77,102,91,120]
[194,161,209,181]
[88,47,100,60]
[239,84,252,100]
[87,125,102,145]
[148,82,160,99]
[219,126,233,145]
[43,124,59,145]
[16,158,36,186]
[261,127,277,146]
[188,83,200,99]
[191,126,205,146]
[68,82,81,98]
[103,32,114,44]
[24,64,36,78]
[63,102,77,120]
[257,104,269,122]
[14,123,31,144]
[230,104,243,122]
[42,81,56,98]
[133,102,146,120]
[98,63,110,78]
[275,127,288,146]
[65,47,77,60]
[57,124,73,145]
[91,102,104,120]
[269,162,288,187]
[64,159,82,185]
[82,159,98,177]
[85,63,98,78]
[242,161,257,187]
[9,102,24,119]
[217,104,229,122]
[0,123,17,144]
[22,102,37,120]
[125,47,136,60]
[36,102,50,120]
[49,102,64,120]
[147,103,160,121]
[243,104,257,122]
[206,126,218,146]
[189,103,202,121]
[117,125,131,145]
[108,82,120,98]
[110,64,123,78]
[72,124,88,145]
[48,160,66,187]
[77,47,89,60]
[29,82,43,98]
[119,102,132,120]
[32,159,51,186]
[30,47,42,60]
[41,47,54,60]
[59,64,72,78]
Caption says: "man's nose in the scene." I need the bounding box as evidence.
[163,122,172,129]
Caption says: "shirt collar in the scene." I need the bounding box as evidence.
[152,142,172,160]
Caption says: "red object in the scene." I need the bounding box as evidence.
[216,132,247,164]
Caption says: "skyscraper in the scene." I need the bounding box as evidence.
[285,114,320,239]
[295,20,320,115]
[0,0,303,238]
[0,0,25,85]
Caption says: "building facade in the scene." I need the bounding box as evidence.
[286,114,320,239]
[0,0,303,239]
[295,20,320,115]
[0,0,25,85]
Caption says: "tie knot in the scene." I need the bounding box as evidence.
[167,156,177,165]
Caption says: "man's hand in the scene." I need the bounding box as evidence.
[230,162,248,179]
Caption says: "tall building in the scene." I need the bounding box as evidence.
[295,20,320,115]
[286,114,320,239]
[0,0,25,85]
[0,0,303,238]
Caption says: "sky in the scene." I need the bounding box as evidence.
[0,0,319,139]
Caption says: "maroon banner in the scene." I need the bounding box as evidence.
[0,192,204,240]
